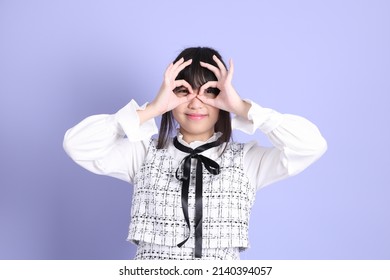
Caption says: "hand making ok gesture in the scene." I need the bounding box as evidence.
[150,57,196,115]
[198,55,250,118]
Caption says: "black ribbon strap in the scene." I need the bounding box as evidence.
[173,137,220,258]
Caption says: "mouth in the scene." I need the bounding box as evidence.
[185,113,208,120]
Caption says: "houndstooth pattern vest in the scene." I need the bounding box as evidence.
[127,139,256,251]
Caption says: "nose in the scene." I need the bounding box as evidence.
[188,96,203,109]
[188,88,204,110]
[187,88,203,109]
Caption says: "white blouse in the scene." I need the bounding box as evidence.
[63,99,327,191]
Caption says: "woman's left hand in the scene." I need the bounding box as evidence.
[198,55,251,118]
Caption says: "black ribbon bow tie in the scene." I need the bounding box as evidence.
[173,136,221,258]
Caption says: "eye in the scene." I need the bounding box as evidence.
[173,86,190,96]
[204,87,220,98]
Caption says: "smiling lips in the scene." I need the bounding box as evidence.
[186,113,208,120]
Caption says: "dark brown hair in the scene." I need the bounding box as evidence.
[157,47,232,149]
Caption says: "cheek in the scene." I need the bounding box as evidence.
[171,108,188,129]
[210,108,220,122]
[171,107,182,122]
[172,109,178,120]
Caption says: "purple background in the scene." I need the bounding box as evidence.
[1,0,389,260]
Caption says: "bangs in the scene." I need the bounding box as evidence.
[176,60,217,89]
[174,47,225,89]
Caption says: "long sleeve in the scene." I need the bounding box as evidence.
[232,100,327,190]
[63,100,158,184]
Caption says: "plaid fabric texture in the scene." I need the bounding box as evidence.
[128,139,256,256]
[134,241,240,260]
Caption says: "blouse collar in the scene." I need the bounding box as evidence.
[176,131,223,149]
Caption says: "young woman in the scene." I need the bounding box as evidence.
[63,47,327,260]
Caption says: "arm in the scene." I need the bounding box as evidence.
[233,101,327,189]
[63,100,158,183]
[63,58,196,183]
[199,55,327,189]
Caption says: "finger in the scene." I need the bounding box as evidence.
[227,58,234,83]
[212,55,227,75]
[198,81,218,96]
[168,58,184,78]
[175,90,196,107]
[197,94,217,107]
[172,59,192,78]
[164,62,174,81]
[183,92,197,103]
[166,62,174,72]
[199,61,221,79]
[171,57,184,71]
[174,79,194,94]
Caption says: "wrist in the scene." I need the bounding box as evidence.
[233,100,251,119]
[137,102,161,125]
[145,101,162,116]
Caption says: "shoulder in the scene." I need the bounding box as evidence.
[223,140,266,159]
[219,141,246,163]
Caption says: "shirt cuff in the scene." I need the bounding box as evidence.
[232,99,284,134]
[114,99,158,141]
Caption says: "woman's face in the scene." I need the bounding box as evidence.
[172,86,220,143]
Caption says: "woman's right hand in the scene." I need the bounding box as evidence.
[150,58,195,115]
[137,58,195,124]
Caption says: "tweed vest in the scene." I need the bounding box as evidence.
[127,139,256,250]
